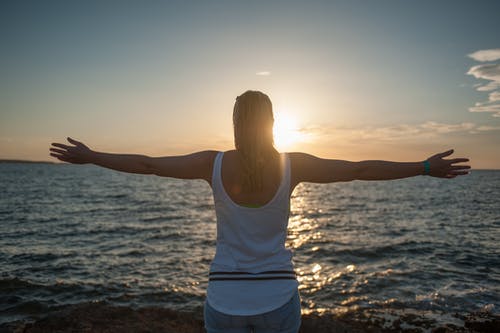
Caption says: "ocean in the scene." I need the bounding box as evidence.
[1,162,499,329]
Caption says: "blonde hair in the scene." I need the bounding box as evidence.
[233,90,277,191]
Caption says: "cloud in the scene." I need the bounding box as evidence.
[489,91,500,102]
[256,71,270,76]
[476,81,500,92]
[467,49,500,116]
[476,125,500,131]
[302,121,499,143]
[468,48,500,62]
[469,102,500,117]
[420,121,476,133]
[467,63,500,81]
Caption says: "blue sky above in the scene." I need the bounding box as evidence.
[1,1,500,167]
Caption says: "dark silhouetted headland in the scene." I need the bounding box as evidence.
[0,159,55,164]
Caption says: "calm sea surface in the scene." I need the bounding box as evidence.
[1,163,499,327]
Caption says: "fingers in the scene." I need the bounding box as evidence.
[67,137,82,147]
[49,138,88,164]
[438,169,470,179]
[432,161,470,178]
[49,149,70,159]
[49,148,67,155]
[50,153,70,163]
[443,170,469,178]
[49,146,79,159]
[449,170,469,176]
[50,152,81,164]
[450,165,470,171]
[51,142,71,149]
[52,138,84,149]
[437,149,454,158]
[448,158,469,164]
[49,144,76,162]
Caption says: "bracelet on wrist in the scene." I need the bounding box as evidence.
[423,160,431,175]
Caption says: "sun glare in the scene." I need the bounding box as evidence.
[273,113,304,151]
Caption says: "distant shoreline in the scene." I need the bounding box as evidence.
[0,159,498,170]
[0,159,56,164]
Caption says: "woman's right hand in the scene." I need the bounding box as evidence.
[49,137,94,164]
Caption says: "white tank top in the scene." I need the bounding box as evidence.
[206,151,299,315]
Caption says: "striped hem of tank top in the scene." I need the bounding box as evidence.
[209,270,297,281]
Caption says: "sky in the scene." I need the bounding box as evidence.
[1,0,500,168]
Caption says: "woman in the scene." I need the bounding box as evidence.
[50,90,470,333]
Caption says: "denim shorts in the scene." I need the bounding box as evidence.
[204,290,301,333]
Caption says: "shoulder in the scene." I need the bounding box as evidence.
[222,149,237,156]
[185,150,220,184]
[199,150,221,168]
[286,152,318,188]
[287,152,318,166]
[189,150,220,162]
[287,152,321,171]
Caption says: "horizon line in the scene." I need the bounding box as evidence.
[0,159,497,171]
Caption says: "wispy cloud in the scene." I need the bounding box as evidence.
[467,64,500,85]
[475,81,500,92]
[419,121,477,133]
[468,49,500,62]
[489,91,500,101]
[302,121,500,143]
[256,71,271,76]
[476,125,500,131]
[466,48,500,116]
[469,102,500,117]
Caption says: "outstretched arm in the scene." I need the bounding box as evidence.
[50,138,217,182]
[290,150,470,188]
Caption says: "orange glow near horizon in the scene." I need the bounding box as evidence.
[273,112,308,151]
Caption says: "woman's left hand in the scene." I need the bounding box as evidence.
[49,137,94,164]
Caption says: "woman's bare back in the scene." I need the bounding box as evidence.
[220,150,284,207]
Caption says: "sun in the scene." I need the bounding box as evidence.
[273,113,304,151]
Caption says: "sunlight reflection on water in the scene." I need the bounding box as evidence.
[1,165,499,327]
